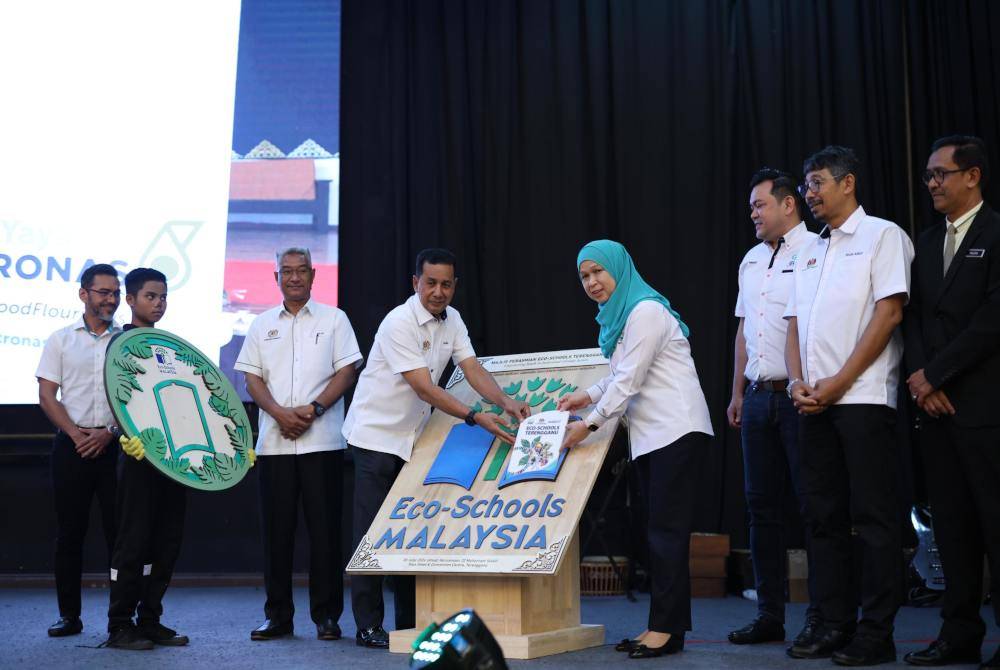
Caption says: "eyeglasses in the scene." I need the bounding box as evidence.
[797,178,827,197]
[85,288,121,299]
[920,167,968,186]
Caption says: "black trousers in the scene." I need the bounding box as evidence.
[740,387,819,623]
[634,432,706,635]
[51,431,117,618]
[350,445,415,631]
[258,450,344,625]
[800,405,902,639]
[919,418,1000,647]
[107,455,187,631]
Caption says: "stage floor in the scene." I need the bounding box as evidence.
[1,586,995,669]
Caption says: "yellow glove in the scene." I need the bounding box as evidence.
[119,435,145,461]
[247,448,257,467]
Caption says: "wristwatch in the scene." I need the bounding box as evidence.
[786,379,801,400]
[310,401,327,417]
[464,407,479,426]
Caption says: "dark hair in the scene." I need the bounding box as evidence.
[415,248,457,276]
[80,263,119,289]
[125,267,167,296]
[803,145,861,184]
[749,168,806,219]
[931,134,990,188]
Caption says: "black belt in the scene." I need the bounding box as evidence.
[748,379,788,393]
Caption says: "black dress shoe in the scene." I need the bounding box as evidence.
[104,625,155,651]
[627,633,685,659]
[832,635,896,667]
[357,625,390,648]
[48,616,82,637]
[728,617,785,645]
[615,638,641,652]
[787,627,853,659]
[250,619,293,641]
[981,647,1000,669]
[904,639,980,666]
[316,618,342,641]
[792,618,824,648]
[138,621,189,646]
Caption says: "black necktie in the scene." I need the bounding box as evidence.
[768,237,785,269]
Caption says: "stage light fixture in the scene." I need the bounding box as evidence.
[408,608,507,670]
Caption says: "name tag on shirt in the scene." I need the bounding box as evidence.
[966,248,985,258]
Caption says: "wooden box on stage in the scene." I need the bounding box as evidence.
[346,349,618,659]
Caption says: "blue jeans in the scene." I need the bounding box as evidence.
[741,384,818,623]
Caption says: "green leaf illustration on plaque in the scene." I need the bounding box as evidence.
[526,377,546,392]
[541,399,558,412]
[528,392,547,407]
[105,327,255,492]
[558,384,578,397]
[502,380,522,395]
[514,392,527,403]
[487,404,504,416]
[545,378,565,393]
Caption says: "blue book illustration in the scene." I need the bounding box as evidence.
[423,423,495,489]
[498,411,569,489]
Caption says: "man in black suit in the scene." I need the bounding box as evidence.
[903,135,1000,669]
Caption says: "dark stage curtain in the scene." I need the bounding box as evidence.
[337,0,999,546]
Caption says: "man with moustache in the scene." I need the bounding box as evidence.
[727,169,821,647]
[343,248,529,648]
[784,146,913,665]
[237,247,363,642]
[902,136,1000,669]
[36,264,122,637]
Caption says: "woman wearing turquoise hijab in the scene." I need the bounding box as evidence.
[559,240,713,660]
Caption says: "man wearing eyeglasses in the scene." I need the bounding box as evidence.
[35,263,122,637]
[784,146,914,666]
[727,169,822,648]
[902,136,1000,669]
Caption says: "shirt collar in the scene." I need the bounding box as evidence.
[780,221,808,247]
[279,298,316,318]
[820,205,865,239]
[408,293,447,326]
[946,200,984,232]
[73,317,121,337]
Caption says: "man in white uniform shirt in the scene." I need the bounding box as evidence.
[236,247,363,642]
[343,248,529,649]
[727,169,821,648]
[784,146,914,666]
[36,263,122,637]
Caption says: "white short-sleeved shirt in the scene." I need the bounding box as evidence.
[343,294,477,461]
[235,300,363,456]
[584,301,714,459]
[735,222,818,381]
[35,318,122,427]
[783,206,914,408]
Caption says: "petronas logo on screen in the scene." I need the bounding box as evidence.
[138,221,203,291]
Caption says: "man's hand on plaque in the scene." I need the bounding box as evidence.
[501,397,530,422]
[561,420,590,452]
[556,390,590,413]
[475,412,516,445]
[120,435,145,461]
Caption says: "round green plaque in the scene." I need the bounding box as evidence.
[105,327,255,491]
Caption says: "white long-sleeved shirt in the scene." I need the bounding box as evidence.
[584,301,714,459]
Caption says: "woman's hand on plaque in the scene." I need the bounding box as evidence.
[561,420,590,452]
[556,390,590,412]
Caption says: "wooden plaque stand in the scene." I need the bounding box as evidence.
[347,350,616,660]
[389,533,604,659]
